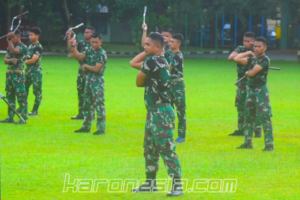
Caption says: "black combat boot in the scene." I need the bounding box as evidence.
[229,130,244,136]
[263,144,274,151]
[236,140,254,149]
[167,176,184,197]
[71,114,84,120]
[0,118,15,123]
[132,172,158,192]
[29,104,39,115]
[74,127,90,133]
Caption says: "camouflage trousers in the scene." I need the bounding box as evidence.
[25,67,42,108]
[244,86,274,145]
[144,104,182,177]
[77,68,87,116]
[82,75,105,132]
[5,72,28,120]
[235,85,262,134]
[170,80,186,138]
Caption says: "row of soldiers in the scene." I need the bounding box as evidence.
[0,25,274,196]
[1,27,43,124]
[228,32,275,151]
[65,24,187,196]
[66,25,187,142]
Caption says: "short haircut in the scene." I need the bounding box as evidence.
[91,32,102,40]
[30,27,41,35]
[172,33,184,43]
[148,32,164,48]
[244,32,255,39]
[162,28,172,34]
[86,26,95,32]
[14,29,21,36]
[255,37,267,45]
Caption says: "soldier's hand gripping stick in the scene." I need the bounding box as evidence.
[235,67,281,85]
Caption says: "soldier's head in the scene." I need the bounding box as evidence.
[85,26,95,40]
[254,37,267,56]
[29,27,41,42]
[169,33,184,50]
[11,29,21,45]
[243,32,255,50]
[161,28,172,45]
[144,32,164,56]
[90,32,102,50]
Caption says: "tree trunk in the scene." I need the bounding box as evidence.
[63,0,71,30]
[7,0,11,32]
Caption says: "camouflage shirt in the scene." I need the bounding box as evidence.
[26,42,43,68]
[235,46,252,85]
[164,44,172,62]
[169,51,184,79]
[141,55,172,106]
[247,55,270,88]
[6,43,27,70]
[83,46,107,77]
[77,40,91,66]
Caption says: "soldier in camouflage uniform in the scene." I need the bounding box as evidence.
[131,32,183,197]
[234,37,274,151]
[168,34,186,143]
[141,24,172,60]
[0,30,28,124]
[70,32,107,135]
[24,27,43,115]
[228,32,262,137]
[67,26,95,120]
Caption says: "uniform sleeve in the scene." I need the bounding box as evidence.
[141,57,153,75]
[78,41,87,53]
[234,46,241,53]
[257,58,269,69]
[170,53,181,67]
[19,45,27,55]
[34,46,43,57]
[81,47,88,57]
[96,53,106,65]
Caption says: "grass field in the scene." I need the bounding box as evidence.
[0,55,299,200]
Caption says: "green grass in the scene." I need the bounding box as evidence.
[0,55,299,200]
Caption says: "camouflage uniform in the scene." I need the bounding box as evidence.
[25,42,43,110]
[76,40,92,116]
[81,47,106,132]
[168,51,186,138]
[244,55,273,146]
[164,44,172,61]
[142,55,182,177]
[5,43,28,120]
[235,46,262,135]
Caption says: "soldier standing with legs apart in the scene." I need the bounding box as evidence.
[234,37,274,151]
[168,34,186,143]
[0,30,28,124]
[70,33,107,135]
[228,32,262,137]
[67,26,95,120]
[130,32,183,196]
[25,27,43,115]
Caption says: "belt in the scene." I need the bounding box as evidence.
[171,78,183,83]
[7,69,23,73]
[146,103,171,111]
